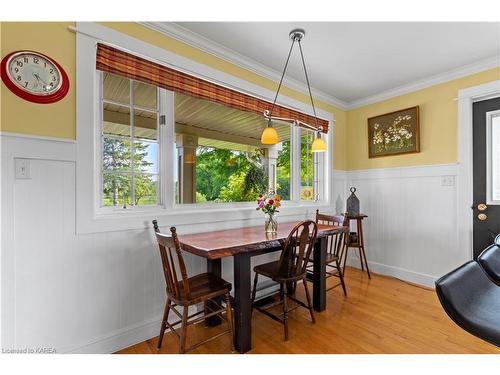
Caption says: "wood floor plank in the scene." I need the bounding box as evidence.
[115,267,500,354]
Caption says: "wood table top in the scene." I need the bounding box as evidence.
[178,221,348,259]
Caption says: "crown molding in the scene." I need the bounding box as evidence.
[140,21,350,111]
[346,55,500,110]
[139,22,499,113]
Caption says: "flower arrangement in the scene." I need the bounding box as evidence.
[256,192,281,215]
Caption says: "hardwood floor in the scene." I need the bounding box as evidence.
[116,267,500,354]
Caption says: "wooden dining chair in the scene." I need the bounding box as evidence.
[251,220,318,341]
[152,220,234,353]
[306,210,347,296]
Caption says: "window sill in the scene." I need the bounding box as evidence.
[77,200,332,234]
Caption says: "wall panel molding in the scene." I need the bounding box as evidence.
[342,163,461,289]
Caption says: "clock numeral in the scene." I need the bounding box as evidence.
[16,75,22,81]
[52,76,56,82]
[14,67,19,73]
[24,82,29,88]
[44,62,47,68]
[49,68,54,74]
[33,57,39,64]
[23,57,28,63]
[16,61,23,67]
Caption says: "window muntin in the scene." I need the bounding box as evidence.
[275,123,292,201]
[101,72,160,208]
[300,128,316,201]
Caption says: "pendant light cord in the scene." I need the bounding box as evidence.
[297,39,320,131]
[268,38,296,120]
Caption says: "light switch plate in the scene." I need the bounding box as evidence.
[15,158,31,179]
[440,175,455,186]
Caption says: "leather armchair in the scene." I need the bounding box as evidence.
[477,235,500,285]
[435,261,500,347]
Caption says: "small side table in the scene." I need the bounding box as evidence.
[341,214,371,279]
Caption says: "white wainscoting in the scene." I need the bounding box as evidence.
[0,134,333,354]
[343,163,464,288]
[1,133,464,353]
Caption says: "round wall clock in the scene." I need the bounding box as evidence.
[1,50,69,104]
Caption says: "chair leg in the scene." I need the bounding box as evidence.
[302,278,315,324]
[342,247,348,275]
[224,292,235,352]
[179,306,189,354]
[251,272,259,317]
[281,283,289,341]
[157,298,171,349]
[336,259,348,296]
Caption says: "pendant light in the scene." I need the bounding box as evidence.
[261,119,279,144]
[261,29,327,153]
[311,131,327,152]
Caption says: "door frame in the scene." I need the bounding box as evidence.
[457,80,500,260]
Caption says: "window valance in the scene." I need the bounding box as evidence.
[96,43,329,133]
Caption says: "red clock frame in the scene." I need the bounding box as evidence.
[1,50,70,104]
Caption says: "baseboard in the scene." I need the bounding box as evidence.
[345,257,437,288]
[64,315,162,354]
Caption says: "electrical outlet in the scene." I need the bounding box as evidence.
[441,175,455,186]
[15,158,31,179]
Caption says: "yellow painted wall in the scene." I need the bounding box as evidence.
[346,67,500,170]
[1,22,76,139]
[1,22,499,171]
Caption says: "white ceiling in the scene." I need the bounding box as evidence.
[162,22,500,106]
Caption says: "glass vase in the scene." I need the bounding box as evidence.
[264,212,278,233]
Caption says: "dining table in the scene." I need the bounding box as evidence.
[177,220,348,353]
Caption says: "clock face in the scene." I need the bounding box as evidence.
[1,50,69,104]
[6,51,62,95]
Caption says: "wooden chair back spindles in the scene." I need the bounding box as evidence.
[311,210,348,296]
[278,220,318,279]
[315,210,346,259]
[155,228,191,301]
[251,220,318,341]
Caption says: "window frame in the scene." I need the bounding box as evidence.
[486,109,500,205]
[76,22,334,234]
[98,72,168,212]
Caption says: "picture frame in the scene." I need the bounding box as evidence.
[367,106,420,158]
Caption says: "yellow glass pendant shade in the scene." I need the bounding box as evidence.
[261,126,279,145]
[311,135,327,152]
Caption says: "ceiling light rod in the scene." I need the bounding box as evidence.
[263,110,323,133]
[261,29,327,152]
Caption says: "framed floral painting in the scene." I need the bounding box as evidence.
[367,106,420,158]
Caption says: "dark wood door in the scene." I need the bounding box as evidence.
[472,97,500,258]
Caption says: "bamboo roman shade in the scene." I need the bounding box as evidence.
[96,43,329,133]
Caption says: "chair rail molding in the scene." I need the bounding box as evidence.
[457,80,500,262]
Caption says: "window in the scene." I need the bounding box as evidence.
[99,75,325,210]
[488,112,500,204]
[100,72,162,208]
[96,60,327,213]
[173,93,291,204]
[76,26,332,234]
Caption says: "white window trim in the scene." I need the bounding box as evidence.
[486,109,500,205]
[76,22,334,234]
